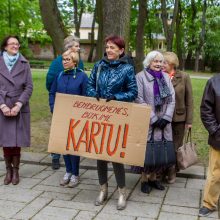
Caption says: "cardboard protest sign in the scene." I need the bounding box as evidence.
[48,93,151,166]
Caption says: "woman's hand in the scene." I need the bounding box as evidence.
[1,105,11,116]
[185,124,192,129]
[10,102,22,116]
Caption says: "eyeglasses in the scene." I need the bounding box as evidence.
[63,58,72,63]
[7,43,20,47]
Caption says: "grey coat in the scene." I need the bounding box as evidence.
[0,54,33,147]
[135,69,175,141]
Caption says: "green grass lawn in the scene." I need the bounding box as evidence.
[29,69,210,165]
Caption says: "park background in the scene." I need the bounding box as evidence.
[0,0,219,165]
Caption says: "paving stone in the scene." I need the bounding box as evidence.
[179,165,205,179]
[40,172,66,186]
[0,200,25,218]
[40,191,75,201]
[80,177,99,185]
[50,199,103,212]
[45,166,66,172]
[0,170,5,177]
[186,178,206,190]
[33,184,80,195]
[77,183,104,191]
[19,164,47,178]
[161,204,198,216]
[164,187,200,208]
[21,152,48,163]
[163,177,187,188]
[80,170,99,180]
[0,186,42,203]
[130,182,166,199]
[129,184,164,204]
[199,214,219,219]
[39,154,53,164]
[101,199,160,218]
[32,170,55,179]
[74,211,97,220]
[80,158,97,167]
[108,172,140,189]
[158,212,197,220]
[31,206,78,220]
[94,212,135,220]
[73,188,115,203]
[13,197,51,220]
[136,218,155,220]
[8,177,43,189]
[0,161,5,170]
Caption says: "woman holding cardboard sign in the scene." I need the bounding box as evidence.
[135,51,175,194]
[86,35,137,210]
[49,50,88,188]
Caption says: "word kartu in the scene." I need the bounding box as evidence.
[66,118,129,158]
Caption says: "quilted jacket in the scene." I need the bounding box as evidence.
[86,56,137,102]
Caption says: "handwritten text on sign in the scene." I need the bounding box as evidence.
[48,94,151,166]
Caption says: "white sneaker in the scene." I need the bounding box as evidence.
[68,175,80,188]
[60,173,72,186]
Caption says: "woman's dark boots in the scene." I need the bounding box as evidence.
[12,155,20,185]
[4,156,12,185]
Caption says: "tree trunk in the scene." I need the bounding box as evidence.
[135,0,148,73]
[73,0,80,37]
[176,0,183,69]
[194,0,207,72]
[88,6,96,62]
[161,0,179,51]
[103,0,131,53]
[39,0,68,56]
[95,0,104,60]
[186,0,197,65]
[73,0,84,37]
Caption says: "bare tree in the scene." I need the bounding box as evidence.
[39,0,68,56]
[135,0,148,73]
[161,0,179,51]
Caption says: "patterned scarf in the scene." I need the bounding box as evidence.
[3,51,19,72]
[147,68,172,111]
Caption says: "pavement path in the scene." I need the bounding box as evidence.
[0,152,219,220]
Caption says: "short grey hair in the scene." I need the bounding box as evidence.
[63,35,80,51]
[143,50,164,68]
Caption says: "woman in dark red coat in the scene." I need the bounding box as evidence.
[0,35,33,185]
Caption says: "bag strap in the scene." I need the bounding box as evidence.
[96,64,102,92]
[184,128,192,143]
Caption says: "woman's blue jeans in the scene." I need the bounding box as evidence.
[63,154,80,176]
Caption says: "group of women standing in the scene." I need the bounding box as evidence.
[0,34,193,211]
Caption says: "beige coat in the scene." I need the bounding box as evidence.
[172,70,193,124]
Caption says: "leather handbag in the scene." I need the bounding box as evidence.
[144,129,176,167]
[176,128,198,170]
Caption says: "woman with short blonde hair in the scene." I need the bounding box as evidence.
[163,51,193,184]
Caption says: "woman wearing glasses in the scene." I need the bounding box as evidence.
[0,35,33,185]
[49,49,88,188]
